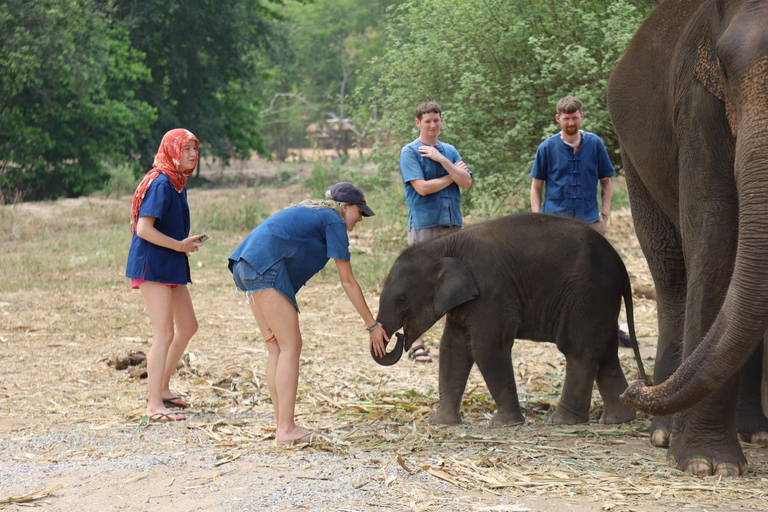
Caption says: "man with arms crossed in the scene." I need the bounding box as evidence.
[400,101,473,362]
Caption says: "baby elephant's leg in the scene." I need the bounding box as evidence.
[473,339,524,426]
[549,354,598,424]
[430,321,473,425]
[596,341,636,424]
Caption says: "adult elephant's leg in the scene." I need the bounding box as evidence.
[471,324,524,426]
[669,108,745,477]
[624,163,686,447]
[596,328,636,424]
[737,342,768,445]
[429,319,473,425]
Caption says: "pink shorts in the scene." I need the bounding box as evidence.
[131,279,179,290]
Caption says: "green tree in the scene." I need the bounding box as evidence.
[113,0,279,170]
[372,0,654,216]
[0,0,155,201]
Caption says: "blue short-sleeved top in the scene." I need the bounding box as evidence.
[228,206,351,300]
[125,174,191,284]
[400,138,470,231]
[530,131,615,223]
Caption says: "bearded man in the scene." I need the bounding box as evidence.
[530,95,615,234]
[530,96,631,347]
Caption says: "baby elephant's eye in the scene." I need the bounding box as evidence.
[395,294,409,310]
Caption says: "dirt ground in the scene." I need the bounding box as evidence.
[1,161,768,512]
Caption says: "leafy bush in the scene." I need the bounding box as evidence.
[304,162,345,196]
[99,160,142,198]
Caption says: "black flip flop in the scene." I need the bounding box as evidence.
[149,412,186,422]
[162,396,189,409]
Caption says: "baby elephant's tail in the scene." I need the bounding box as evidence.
[623,272,650,385]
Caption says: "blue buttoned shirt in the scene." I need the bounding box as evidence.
[530,131,615,223]
[400,138,470,231]
[125,174,191,285]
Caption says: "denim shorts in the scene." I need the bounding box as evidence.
[231,258,299,311]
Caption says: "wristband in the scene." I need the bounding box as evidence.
[365,321,379,333]
[600,212,610,220]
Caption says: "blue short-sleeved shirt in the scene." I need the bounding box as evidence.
[125,174,191,284]
[530,131,615,223]
[400,138,469,231]
[228,206,351,308]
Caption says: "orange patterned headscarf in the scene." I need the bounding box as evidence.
[130,129,200,234]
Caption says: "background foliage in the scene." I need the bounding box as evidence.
[0,0,280,201]
[0,0,155,201]
[1,0,660,205]
[112,0,279,171]
[254,0,395,161]
[370,0,656,217]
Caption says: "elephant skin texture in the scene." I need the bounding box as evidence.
[608,0,768,477]
[373,213,647,428]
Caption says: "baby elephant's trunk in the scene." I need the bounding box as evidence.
[370,332,405,366]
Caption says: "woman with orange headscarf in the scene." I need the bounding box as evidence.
[126,128,203,422]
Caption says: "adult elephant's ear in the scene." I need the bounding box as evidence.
[694,26,737,136]
[433,257,479,316]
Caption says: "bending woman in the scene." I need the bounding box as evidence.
[228,182,388,443]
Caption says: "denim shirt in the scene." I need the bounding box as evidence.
[530,131,615,223]
[125,174,191,284]
[228,206,350,296]
[400,138,469,231]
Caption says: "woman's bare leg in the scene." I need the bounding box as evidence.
[251,289,315,442]
[159,285,197,406]
[140,281,185,420]
[248,294,281,425]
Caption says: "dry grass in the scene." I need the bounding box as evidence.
[1,167,767,511]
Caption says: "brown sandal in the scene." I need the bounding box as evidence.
[408,346,432,363]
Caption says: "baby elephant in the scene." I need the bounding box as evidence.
[373,213,647,426]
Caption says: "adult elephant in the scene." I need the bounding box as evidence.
[608,0,768,476]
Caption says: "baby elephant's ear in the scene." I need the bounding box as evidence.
[433,257,479,316]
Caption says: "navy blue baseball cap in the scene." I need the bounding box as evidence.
[327,182,375,217]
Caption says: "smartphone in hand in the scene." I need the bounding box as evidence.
[196,232,210,244]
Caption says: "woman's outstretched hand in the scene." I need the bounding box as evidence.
[369,324,389,358]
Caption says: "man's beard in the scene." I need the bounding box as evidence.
[563,125,579,136]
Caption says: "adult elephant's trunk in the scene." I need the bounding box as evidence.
[370,332,406,366]
[622,117,768,416]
